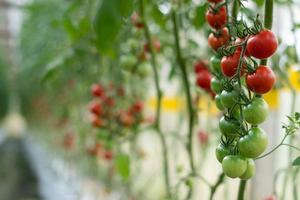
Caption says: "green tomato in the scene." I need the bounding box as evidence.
[215,94,225,111]
[219,116,240,137]
[211,77,223,94]
[239,159,255,180]
[243,97,269,125]
[222,155,247,178]
[215,144,230,163]
[120,55,137,71]
[220,90,239,108]
[209,55,221,73]
[137,63,150,78]
[238,127,268,158]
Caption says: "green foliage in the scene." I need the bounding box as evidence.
[282,112,300,135]
[93,0,133,55]
[292,156,300,166]
[115,154,130,181]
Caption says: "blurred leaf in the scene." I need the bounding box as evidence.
[254,0,264,6]
[115,154,130,181]
[292,156,300,166]
[41,51,72,84]
[93,0,133,54]
[192,4,207,29]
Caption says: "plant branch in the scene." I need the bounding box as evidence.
[138,0,171,198]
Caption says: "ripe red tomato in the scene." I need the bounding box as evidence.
[89,101,102,116]
[246,29,278,59]
[246,65,276,94]
[104,96,115,106]
[221,51,245,78]
[198,130,209,145]
[194,60,208,74]
[131,12,144,29]
[208,0,223,3]
[208,27,229,50]
[91,84,104,97]
[144,38,161,53]
[264,195,277,200]
[103,150,114,160]
[91,115,104,128]
[130,101,144,114]
[206,6,227,29]
[196,70,212,91]
[63,133,75,150]
[120,111,135,126]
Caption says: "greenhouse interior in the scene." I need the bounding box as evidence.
[0,0,300,200]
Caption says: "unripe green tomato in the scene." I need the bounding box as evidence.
[215,144,230,163]
[137,63,150,78]
[120,55,137,71]
[219,116,240,137]
[238,127,268,158]
[222,155,247,178]
[127,39,139,51]
[215,94,225,111]
[243,97,269,125]
[211,77,223,94]
[220,90,239,108]
[239,159,255,180]
[209,55,221,73]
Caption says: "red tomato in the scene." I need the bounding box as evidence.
[198,130,209,145]
[246,29,278,59]
[63,133,75,150]
[120,111,135,126]
[103,150,114,160]
[194,60,208,74]
[221,51,245,78]
[144,38,161,53]
[246,65,276,94]
[208,0,223,3]
[264,195,277,200]
[89,101,102,116]
[235,38,250,56]
[206,6,227,29]
[131,12,144,29]
[196,70,212,91]
[130,101,144,113]
[91,115,105,128]
[91,84,104,97]
[103,96,115,106]
[208,27,229,50]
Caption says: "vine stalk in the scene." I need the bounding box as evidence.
[171,8,196,199]
[138,0,171,198]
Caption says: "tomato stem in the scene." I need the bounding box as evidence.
[260,0,274,65]
[138,0,171,198]
[171,9,196,198]
[209,173,225,200]
[237,179,247,200]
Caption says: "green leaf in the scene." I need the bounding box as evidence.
[192,4,207,29]
[292,156,300,166]
[254,0,264,6]
[93,0,133,54]
[295,112,300,120]
[115,154,130,181]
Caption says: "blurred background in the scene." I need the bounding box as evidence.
[0,0,300,200]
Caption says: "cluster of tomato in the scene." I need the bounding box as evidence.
[89,83,144,129]
[119,12,160,76]
[87,83,144,161]
[206,1,278,179]
[194,60,215,97]
[206,0,229,51]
